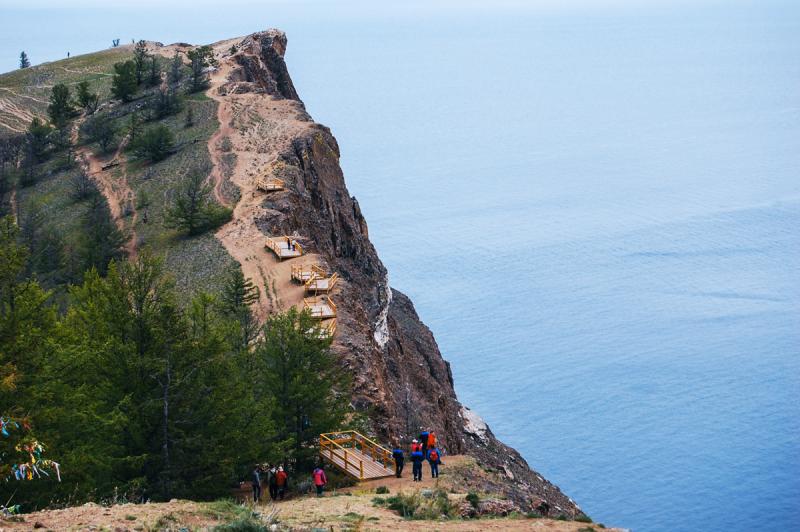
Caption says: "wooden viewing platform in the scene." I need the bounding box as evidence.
[308,319,336,340]
[291,264,326,283]
[256,176,285,192]
[265,236,303,260]
[319,431,395,480]
[305,272,338,294]
[303,295,337,319]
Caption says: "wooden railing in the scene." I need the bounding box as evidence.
[304,272,339,294]
[292,264,326,283]
[303,295,337,318]
[256,177,285,192]
[265,237,303,259]
[319,430,395,480]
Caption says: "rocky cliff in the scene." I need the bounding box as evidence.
[211,29,581,517]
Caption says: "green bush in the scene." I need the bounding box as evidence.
[375,486,389,494]
[132,124,175,162]
[466,491,480,509]
[383,489,457,520]
[575,513,593,523]
[213,518,268,532]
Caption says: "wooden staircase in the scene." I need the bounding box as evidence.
[319,431,395,480]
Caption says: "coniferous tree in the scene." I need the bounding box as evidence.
[76,81,99,114]
[220,267,260,353]
[111,61,138,102]
[77,193,125,275]
[81,113,117,153]
[255,308,350,469]
[147,55,160,87]
[186,46,216,92]
[19,51,30,69]
[26,118,52,161]
[132,124,174,162]
[168,52,183,86]
[164,167,231,235]
[47,83,73,129]
[133,40,149,85]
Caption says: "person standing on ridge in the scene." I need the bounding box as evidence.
[427,431,437,450]
[392,445,405,478]
[427,447,441,478]
[275,466,288,500]
[251,464,262,502]
[268,465,278,500]
[313,464,328,497]
[411,446,425,482]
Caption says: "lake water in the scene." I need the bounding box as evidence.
[2,1,799,530]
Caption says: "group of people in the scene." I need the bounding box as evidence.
[250,463,329,503]
[391,430,443,482]
[250,464,288,503]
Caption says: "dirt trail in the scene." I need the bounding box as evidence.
[72,122,139,257]
[204,42,325,321]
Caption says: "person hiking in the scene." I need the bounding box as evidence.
[392,446,405,478]
[275,466,288,500]
[312,464,328,497]
[267,465,278,500]
[251,464,262,502]
[411,439,421,453]
[410,447,425,482]
[419,430,430,455]
[427,447,441,478]
[427,431,437,450]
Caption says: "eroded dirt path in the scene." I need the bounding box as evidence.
[204,42,324,321]
[73,122,139,257]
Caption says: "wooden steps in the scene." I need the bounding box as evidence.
[320,431,395,480]
[256,176,285,192]
[265,236,303,260]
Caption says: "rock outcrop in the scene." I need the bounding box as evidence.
[215,29,581,517]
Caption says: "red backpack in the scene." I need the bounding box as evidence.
[429,449,439,462]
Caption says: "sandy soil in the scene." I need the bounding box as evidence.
[203,41,329,321]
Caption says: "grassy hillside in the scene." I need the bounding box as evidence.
[1,45,236,296]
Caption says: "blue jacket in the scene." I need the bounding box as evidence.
[410,450,424,463]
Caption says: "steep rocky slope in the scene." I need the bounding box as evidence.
[204,30,582,517]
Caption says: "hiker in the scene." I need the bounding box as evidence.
[419,430,430,455]
[411,439,421,453]
[427,431,437,450]
[286,237,292,250]
[276,466,288,500]
[267,465,278,500]
[313,464,328,497]
[427,447,441,478]
[251,464,262,502]
[392,446,405,478]
[410,446,425,482]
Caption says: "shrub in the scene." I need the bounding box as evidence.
[383,489,457,520]
[466,491,480,509]
[132,124,174,162]
[375,485,389,494]
[577,528,596,532]
[213,518,268,532]
[576,513,593,523]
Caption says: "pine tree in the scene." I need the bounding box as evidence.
[19,51,30,69]
[111,61,138,102]
[47,83,74,129]
[186,46,216,93]
[76,81,99,113]
[255,308,350,470]
[133,40,149,85]
[77,193,125,275]
[220,267,260,352]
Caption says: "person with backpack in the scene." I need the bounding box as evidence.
[427,447,441,478]
[411,439,421,453]
[275,466,288,500]
[251,464,263,502]
[312,464,328,497]
[427,431,437,450]
[419,430,430,455]
[410,447,425,482]
[392,446,405,478]
[267,465,278,500]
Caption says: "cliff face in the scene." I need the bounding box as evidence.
[217,30,581,517]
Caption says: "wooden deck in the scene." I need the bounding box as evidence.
[305,272,339,294]
[320,431,395,480]
[291,264,326,283]
[265,236,303,260]
[303,295,336,319]
[256,177,285,192]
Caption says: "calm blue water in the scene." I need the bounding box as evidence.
[3,2,799,530]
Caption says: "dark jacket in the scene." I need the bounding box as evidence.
[410,450,424,464]
[392,448,405,462]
